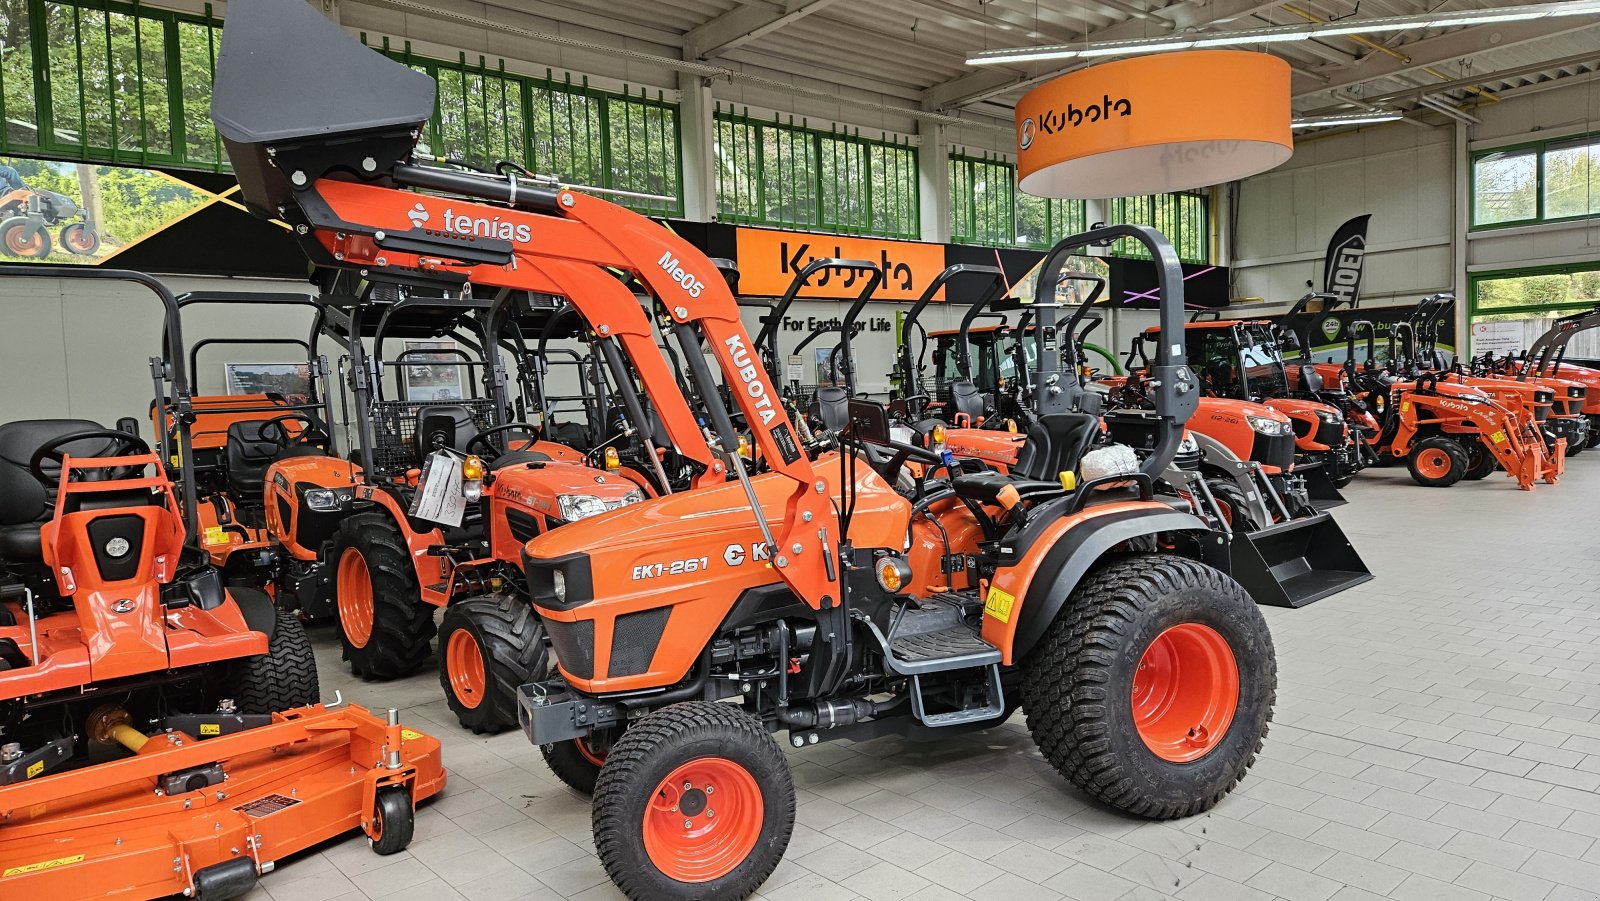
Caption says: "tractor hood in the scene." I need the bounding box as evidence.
[490,461,642,521]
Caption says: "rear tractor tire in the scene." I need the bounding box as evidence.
[438,595,548,734]
[1459,439,1497,481]
[1407,437,1469,487]
[226,594,320,713]
[1021,555,1276,819]
[593,701,794,900]
[332,514,435,680]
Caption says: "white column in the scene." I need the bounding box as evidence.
[918,121,950,243]
[1453,118,1471,356]
[678,74,717,222]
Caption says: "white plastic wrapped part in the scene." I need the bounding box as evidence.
[1078,444,1141,484]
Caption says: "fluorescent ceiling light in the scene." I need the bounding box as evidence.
[966,0,1600,66]
[1290,112,1405,128]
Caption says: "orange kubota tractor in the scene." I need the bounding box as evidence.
[1508,304,1600,448]
[213,4,1281,898]
[0,266,443,901]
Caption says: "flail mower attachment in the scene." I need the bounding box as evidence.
[0,703,445,901]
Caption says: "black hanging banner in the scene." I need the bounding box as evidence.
[1322,214,1371,308]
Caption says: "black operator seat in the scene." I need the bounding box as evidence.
[224,420,327,505]
[810,386,851,432]
[952,412,1100,506]
[414,405,480,462]
[0,419,117,563]
[949,379,986,421]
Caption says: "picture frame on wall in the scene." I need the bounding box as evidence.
[224,362,313,404]
[400,340,465,401]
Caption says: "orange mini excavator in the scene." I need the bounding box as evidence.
[0,268,444,901]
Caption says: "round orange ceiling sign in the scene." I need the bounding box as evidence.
[1016,50,1292,199]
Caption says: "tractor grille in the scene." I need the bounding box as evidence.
[369,399,497,473]
[505,508,541,545]
[1251,432,1296,470]
[1314,419,1345,448]
[545,618,596,680]
[608,607,671,677]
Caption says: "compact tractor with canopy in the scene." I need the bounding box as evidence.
[212,3,1289,899]
[0,267,443,901]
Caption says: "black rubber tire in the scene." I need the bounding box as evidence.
[333,513,435,680]
[438,595,548,734]
[1563,422,1586,456]
[1407,436,1469,488]
[593,701,794,901]
[226,600,320,714]
[1020,554,1276,820]
[1204,479,1258,532]
[542,737,608,795]
[370,787,415,855]
[59,222,99,255]
[1459,439,1497,481]
[1587,416,1600,448]
[0,216,49,258]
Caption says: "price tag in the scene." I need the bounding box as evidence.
[408,450,467,527]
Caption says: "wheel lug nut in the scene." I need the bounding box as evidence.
[705,785,714,794]
[683,819,693,829]
[684,781,693,790]
[706,809,715,818]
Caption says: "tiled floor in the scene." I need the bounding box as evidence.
[246,463,1600,901]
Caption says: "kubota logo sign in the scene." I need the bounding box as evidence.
[725,335,777,425]
[658,251,706,298]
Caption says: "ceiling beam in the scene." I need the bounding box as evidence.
[684,0,846,60]
[1292,19,1600,99]
[921,0,1300,110]
[1297,50,1600,116]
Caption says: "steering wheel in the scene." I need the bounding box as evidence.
[466,422,541,459]
[29,429,151,487]
[257,412,331,450]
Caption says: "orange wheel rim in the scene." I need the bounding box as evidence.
[1415,449,1451,479]
[643,757,763,883]
[575,737,606,767]
[337,547,374,649]
[6,230,37,254]
[446,628,487,709]
[1133,623,1239,764]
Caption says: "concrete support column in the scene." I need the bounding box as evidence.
[918,121,950,243]
[679,74,718,222]
[1453,117,1471,355]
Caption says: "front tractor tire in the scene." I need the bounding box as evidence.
[1407,437,1469,488]
[1021,555,1276,820]
[438,595,548,734]
[1460,439,1497,481]
[332,514,435,680]
[226,594,320,713]
[593,702,795,901]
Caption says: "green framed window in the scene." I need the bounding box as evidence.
[1108,191,1209,264]
[1470,134,1600,230]
[376,40,682,216]
[1469,261,1600,321]
[714,108,917,238]
[948,152,1087,248]
[0,0,225,170]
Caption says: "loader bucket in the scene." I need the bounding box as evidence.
[1298,461,1348,509]
[1226,511,1372,608]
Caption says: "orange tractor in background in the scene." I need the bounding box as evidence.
[0,266,443,901]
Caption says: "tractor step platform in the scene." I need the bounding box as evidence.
[0,703,445,901]
[884,594,1001,676]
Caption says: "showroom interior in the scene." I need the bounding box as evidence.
[1,0,1600,899]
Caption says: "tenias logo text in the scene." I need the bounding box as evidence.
[439,209,532,244]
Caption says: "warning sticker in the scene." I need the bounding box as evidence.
[25,760,43,779]
[202,526,228,547]
[4,855,84,877]
[1491,430,1507,444]
[235,793,301,818]
[401,729,424,742]
[984,586,1016,623]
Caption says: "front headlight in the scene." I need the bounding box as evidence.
[1247,415,1293,437]
[1536,391,1554,403]
[1315,409,1343,423]
[551,569,566,603]
[304,488,350,512]
[556,490,647,522]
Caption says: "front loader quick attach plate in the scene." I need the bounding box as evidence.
[0,703,445,901]
[518,679,627,746]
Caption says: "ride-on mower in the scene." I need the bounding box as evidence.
[0,266,444,901]
[213,4,1283,899]
[0,185,99,259]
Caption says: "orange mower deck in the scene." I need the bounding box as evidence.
[0,703,445,900]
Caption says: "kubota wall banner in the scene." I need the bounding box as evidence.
[1014,50,1293,199]
[1322,214,1372,308]
[732,226,949,301]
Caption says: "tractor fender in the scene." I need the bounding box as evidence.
[230,586,278,640]
[988,507,1212,664]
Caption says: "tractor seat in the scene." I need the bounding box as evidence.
[414,404,479,462]
[951,412,1099,507]
[949,379,986,421]
[224,421,325,504]
[0,419,116,564]
[811,386,851,432]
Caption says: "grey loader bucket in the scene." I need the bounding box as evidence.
[1226,511,1372,608]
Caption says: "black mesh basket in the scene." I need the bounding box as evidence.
[368,398,498,472]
